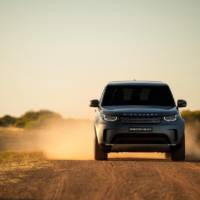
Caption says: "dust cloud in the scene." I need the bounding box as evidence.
[185,121,200,160]
[35,120,94,160]
[0,120,94,160]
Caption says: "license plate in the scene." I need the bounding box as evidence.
[129,127,152,132]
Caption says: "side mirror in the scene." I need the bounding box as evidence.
[177,99,187,108]
[90,99,99,107]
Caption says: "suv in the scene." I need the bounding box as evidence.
[90,81,187,161]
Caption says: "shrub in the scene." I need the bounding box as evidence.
[0,115,17,127]
[0,110,62,129]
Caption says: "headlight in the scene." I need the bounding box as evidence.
[102,114,118,122]
[163,115,177,122]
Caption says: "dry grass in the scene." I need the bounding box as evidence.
[0,151,45,162]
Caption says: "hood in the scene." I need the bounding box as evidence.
[101,106,178,116]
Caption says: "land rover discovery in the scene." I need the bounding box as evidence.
[90,81,187,161]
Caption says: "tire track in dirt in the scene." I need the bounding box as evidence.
[31,160,200,200]
[49,176,65,200]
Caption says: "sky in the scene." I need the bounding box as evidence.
[0,0,199,118]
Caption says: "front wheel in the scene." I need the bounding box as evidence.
[94,134,107,160]
[171,136,185,161]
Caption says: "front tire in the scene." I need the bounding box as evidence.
[171,136,185,161]
[94,134,107,160]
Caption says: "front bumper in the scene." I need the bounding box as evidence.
[95,120,185,153]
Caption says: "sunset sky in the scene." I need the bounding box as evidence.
[0,0,199,118]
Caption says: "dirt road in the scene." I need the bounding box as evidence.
[0,125,200,199]
[1,157,200,200]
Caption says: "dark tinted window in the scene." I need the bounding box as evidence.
[101,85,175,106]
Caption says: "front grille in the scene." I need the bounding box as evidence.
[119,116,161,124]
[111,133,170,144]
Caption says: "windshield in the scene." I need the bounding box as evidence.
[101,85,175,107]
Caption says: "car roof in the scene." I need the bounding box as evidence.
[107,80,168,86]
